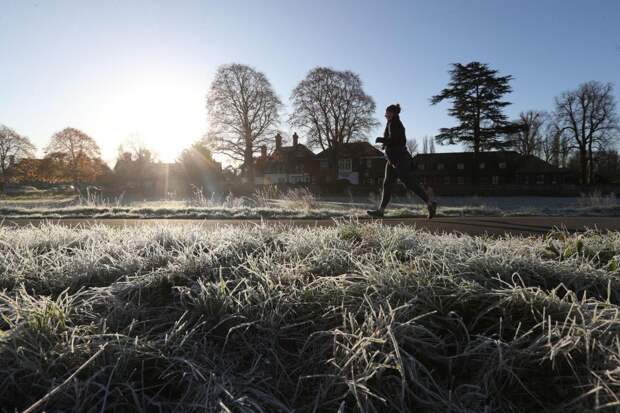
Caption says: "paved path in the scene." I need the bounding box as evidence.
[2,217,619,236]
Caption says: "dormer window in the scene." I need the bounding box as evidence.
[338,158,352,172]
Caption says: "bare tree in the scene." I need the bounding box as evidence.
[0,125,36,191]
[206,63,281,184]
[510,111,546,156]
[540,123,559,164]
[290,67,378,179]
[117,135,158,163]
[539,121,573,167]
[553,81,619,184]
[45,127,102,187]
[420,136,435,154]
[406,138,419,155]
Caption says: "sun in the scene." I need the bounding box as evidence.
[102,73,206,163]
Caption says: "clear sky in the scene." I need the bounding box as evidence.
[1,0,619,164]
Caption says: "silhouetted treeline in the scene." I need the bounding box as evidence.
[2,61,619,194]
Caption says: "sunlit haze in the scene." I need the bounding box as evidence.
[1,0,619,165]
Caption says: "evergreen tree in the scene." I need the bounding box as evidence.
[431,62,516,154]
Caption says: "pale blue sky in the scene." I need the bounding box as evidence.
[1,0,619,163]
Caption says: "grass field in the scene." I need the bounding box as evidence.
[0,190,619,219]
[1,222,619,412]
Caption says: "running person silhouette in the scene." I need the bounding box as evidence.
[367,103,437,219]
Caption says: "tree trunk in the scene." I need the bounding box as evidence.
[579,150,588,185]
[472,117,480,185]
[72,163,80,189]
[244,137,254,186]
[329,144,339,182]
[587,141,594,184]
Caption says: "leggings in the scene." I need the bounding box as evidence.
[380,155,429,209]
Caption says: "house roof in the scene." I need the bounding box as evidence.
[413,151,572,174]
[316,141,384,159]
[413,151,523,162]
[255,143,315,165]
[274,144,315,158]
[516,155,572,174]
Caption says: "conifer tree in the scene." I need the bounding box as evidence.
[431,62,516,153]
[431,62,517,183]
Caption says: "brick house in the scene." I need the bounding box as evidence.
[315,141,386,185]
[411,151,576,194]
[254,133,317,185]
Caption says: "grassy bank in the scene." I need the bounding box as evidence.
[1,222,619,411]
[2,203,620,220]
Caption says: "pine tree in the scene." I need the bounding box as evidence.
[431,62,516,153]
[431,62,517,183]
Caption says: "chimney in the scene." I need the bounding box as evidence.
[261,145,267,158]
[275,133,282,150]
[292,132,299,146]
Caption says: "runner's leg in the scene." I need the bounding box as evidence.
[379,162,398,210]
[393,160,430,204]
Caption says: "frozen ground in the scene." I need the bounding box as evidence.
[0,193,618,219]
[1,222,619,411]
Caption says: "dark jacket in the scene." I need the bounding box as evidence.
[382,116,408,160]
[382,117,406,147]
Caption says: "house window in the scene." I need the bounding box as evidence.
[536,174,545,184]
[479,162,486,169]
[320,160,328,169]
[444,176,450,184]
[417,164,425,170]
[366,159,372,168]
[457,176,465,185]
[437,163,445,171]
[552,175,558,185]
[522,176,529,185]
[492,176,499,185]
[457,163,464,170]
[499,162,507,169]
[295,164,304,173]
[338,158,352,172]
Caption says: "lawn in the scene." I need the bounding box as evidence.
[1,221,619,412]
[0,190,619,219]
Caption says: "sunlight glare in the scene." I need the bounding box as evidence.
[99,73,205,163]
